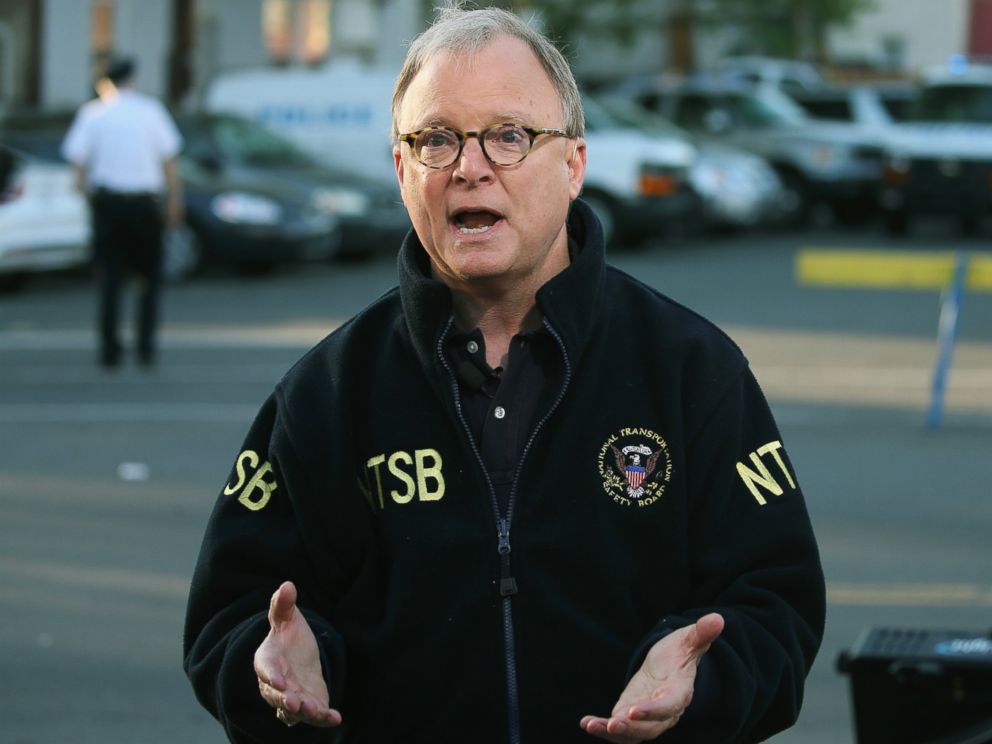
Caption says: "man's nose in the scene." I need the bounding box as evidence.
[453,136,494,184]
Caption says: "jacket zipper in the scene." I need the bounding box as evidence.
[436,317,573,744]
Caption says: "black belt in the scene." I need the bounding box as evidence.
[94,187,159,200]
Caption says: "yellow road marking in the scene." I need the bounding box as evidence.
[828,583,992,607]
[797,249,992,291]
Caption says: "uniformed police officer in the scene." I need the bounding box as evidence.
[62,58,183,368]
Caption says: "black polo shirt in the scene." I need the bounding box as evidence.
[445,327,559,513]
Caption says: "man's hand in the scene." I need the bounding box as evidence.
[165,192,185,228]
[253,581,343,728]
[163,158,185,228]
[580,613,724,743]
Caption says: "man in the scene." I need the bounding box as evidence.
[62,58,183,368]
[183,6,825,743]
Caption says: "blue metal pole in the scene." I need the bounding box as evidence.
[926,252,969,430]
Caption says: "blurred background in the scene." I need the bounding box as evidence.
[2,1,992,743]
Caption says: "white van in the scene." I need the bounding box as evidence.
[205,59,399,185]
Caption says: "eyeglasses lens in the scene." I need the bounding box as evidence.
[414,126,531,167]
[416,129,460,168]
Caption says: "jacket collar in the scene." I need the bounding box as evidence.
[397,198,607,373]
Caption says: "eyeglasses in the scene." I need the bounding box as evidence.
[397,124,570,169]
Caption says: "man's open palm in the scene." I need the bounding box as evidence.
[253,581,342,728]
[580,613,725,743]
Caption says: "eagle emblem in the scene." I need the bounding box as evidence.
[597,428,673,508]
[612,444,664,497]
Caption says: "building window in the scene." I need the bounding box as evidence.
[263,0,331,66]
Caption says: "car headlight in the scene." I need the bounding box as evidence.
[689,161,729,196]
[210,192,283,225]
[310,187,372,217]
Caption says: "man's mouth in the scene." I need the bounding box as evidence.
[452,209,503,235]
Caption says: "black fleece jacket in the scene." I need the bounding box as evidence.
[183,200,826,744]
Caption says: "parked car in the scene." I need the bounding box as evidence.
[618,78,889,224]
[579,96,701,246]
[174,112,410,266]
[0,109,408,277]
[0,143,89,290]
[589,94,785,230]
[879,62,992,234]
[787,83,919,127]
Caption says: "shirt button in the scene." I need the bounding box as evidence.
[494,406,506,419]
[467,340,479,354]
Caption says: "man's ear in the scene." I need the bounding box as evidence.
[394,144,405,190]
[567,137,587,201]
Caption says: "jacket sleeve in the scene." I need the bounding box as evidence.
[632,365,826,743]
[182,392,348,744]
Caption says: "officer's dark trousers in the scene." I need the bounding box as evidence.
[91,190,164,366]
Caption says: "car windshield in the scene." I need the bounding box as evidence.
[0,125,70,162]
[730,88,807,126]
[913,84,992,122]
[582,95,628,132]
[585,95,688,138]
[207,116,314,167]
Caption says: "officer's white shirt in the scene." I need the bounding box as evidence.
[61,89,183,194]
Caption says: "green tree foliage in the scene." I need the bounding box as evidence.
[420,0,874,63]
[700,0,877,59]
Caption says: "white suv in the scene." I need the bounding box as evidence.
[624,79,889,225]
[879,62,992,234]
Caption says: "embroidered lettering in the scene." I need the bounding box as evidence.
[388,451,416,504]
[361,448,446,511]
[736,440,796,505]
[224,450,278,511]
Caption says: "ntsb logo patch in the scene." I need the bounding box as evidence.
[597,427,673,508]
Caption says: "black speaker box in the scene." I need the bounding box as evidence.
[837,627,992,744]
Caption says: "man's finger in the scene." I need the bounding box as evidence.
[257,679,284,708]
[268,581,298,627]
[684,612,724,659]
[286,696,343,728]
[580,715,642,743]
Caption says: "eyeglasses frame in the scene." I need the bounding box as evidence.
[396,124,571,169]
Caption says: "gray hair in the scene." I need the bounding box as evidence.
[391,3,584,140]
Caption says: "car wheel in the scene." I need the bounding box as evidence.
[581,191,618,248]
[777,169,811,227]
[163,224,203,282]
[832,197,875,226]
[883,209,910,236]
[0,272,28,293]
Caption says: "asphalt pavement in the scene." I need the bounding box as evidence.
[1,222,991,744]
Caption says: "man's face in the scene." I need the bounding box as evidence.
[394,36,586,291]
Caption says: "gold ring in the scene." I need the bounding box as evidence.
[276,707,299,727]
